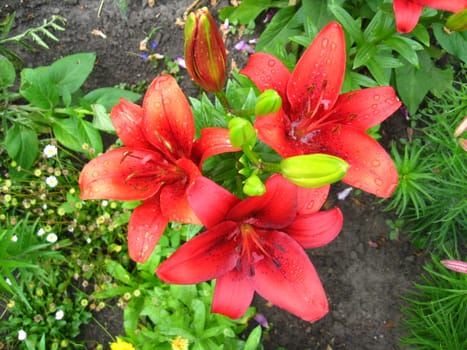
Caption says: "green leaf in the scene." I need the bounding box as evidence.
[106,260,136,286]
[220,0,277,24]
[366,57,390,85]
[91,104,115,132]
[52,117,82,152]
[20,67,60,109]
[432,23,467,64]
[256,6,303,55]
[124,297,145,336]
[77,118,103,155]
[353,42,377,69]
[83,87,141,111]
[395,51,453,114]
[192,299,206,336]
[48,52,96,102]
[328,2,363,44]
[383,36,423,67]
[3,124,39,169]
[301,0,335,29]
[0,55,15,87]
[243,325,262,350]
[0,12,15,39]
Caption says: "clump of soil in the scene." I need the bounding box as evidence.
[2,1,425,349]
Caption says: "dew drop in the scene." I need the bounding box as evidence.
[330,42,337,50]
[374,178,383,186]
[325,58,332,65]
[321,38,329,48]
[92,171,99,178]
[268,60,276,67]
[372,159,381,167]
[373,94,380,101]
[306,200,315,210]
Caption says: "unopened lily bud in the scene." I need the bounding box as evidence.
[255,89,282,116]
[228,117,256,148]
[446,9,467,32]
[280,154,349,188]
[243,174,266,196]
[184,7,227,92]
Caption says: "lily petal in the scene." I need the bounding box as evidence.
[110,99,151,149]
[212,269,255,319]
[79,148,164,200]
[285,208,343,248]
[240,52,290,102]
[287,22,346,119]
[187,176,240,228]
[305,125,398,198]
[332,87,401,130]
[143,74,195,159]
[226,175,297,229]
[253,230,329,322]
[192,127,241,167]
[255,110,302,157]
[393,0,424,33]
[128,197,168,263]
[156,221,239,284]
[416,0,466,13]
[296,185,331,215]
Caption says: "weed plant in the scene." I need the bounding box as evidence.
[385,67,467,253]
[400,256,467,350]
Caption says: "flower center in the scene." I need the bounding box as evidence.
[238,223,273,276]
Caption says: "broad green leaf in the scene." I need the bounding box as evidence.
[48,52,96,101]
[432,23,467,64]
[77,118,104,156]
[52,117,81,152]
[256,5,303,56]
[192,299,206,336]
[83,87,141,111]
[124,297,145,336]
[106,260,135,286]
[366,57,390,86]
[20,67,60,109]
[243,325,262,350]
[220,0,278,24]
[0,55,15,87]
[3,124,39,169]
[91,104,115,132]
[395,51,453,114]
[301,0,336,29]
[411,24,430,46]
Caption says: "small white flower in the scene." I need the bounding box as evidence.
[46,233,58,243]
[43,144,58,158]
[5,278,12,286]
[37,228,46,236]
[55,309,64,320]
[337,187,353,200]
[86,237,92,244]
[45,175,58,188]
[101,200,109,207]
[11,235,18,242]
[42,204,48,210]
[18,329,27,341]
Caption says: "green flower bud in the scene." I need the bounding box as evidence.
[184,7,227,92]
[228,117,256,148]
[446,9,467,32]
[280,154,348,188]
[243,175,266,196]
[255,89,282,116]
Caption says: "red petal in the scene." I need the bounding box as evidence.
[240,52,290,101]
[192,127,241,167]
[287,22,345,118]
[187,176,240,228]
[393,0,423,33]
[332,87,401,130]
[143,75,195,159]
[212,269,255,319]
[79,148,164,200]
[253,230,329,322]
[285,208,343,248]
[304,125,398,198]
[255,111,303,157]
[416,0,466,13]
[156,221,239,284]
[128,197,168,263]
[296,185,330,215]
[226,174,297,229]
[110,99,152,149]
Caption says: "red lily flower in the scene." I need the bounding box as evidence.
[240,22,401,198]
[393,0,466,33]
[79,74,238,263]
[157,175,343,321]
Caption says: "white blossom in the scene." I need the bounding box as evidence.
[11,235,18,242]
[43,144,58,158]
[46,233,58,243]
[55,310,64,320]
[37,228,46,236]
[45,175,58,188]
[18,330,27,341]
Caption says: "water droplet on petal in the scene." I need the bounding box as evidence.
[92,171,99,178]
[374,178,383,186]
[372,159,381,167]
[373,94,380,101]
[268,60,276,67]
[321,38,329,48]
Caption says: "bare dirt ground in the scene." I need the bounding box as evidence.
[2,1,426,349]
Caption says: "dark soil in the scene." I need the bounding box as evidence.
[2,1,426,349]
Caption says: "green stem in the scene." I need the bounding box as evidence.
[215,90,232,111]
